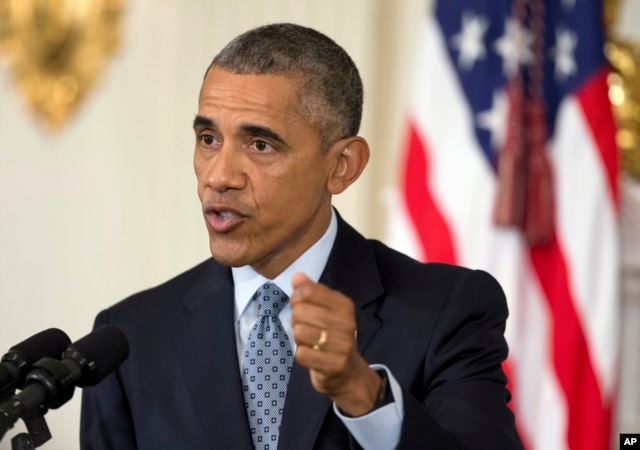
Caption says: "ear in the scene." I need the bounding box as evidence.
[326,136,370,195]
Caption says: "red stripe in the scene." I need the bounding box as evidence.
[502,358,533,450]
[576,67,620,210]
[402,121,457,263]
[530,236,611,450]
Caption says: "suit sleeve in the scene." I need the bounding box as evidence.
[80,310,137,450]
[396,269,523,450]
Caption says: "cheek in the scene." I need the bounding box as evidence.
[194,174,205,200]
[193,155,210,200]
[291,167,329,201]
[260,177,324,222]
[193,152,204,179]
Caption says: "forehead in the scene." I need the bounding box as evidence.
[198,68,302,121]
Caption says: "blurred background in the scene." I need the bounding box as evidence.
[0,0,638,449]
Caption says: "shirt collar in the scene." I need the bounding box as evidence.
[232,208,338,319]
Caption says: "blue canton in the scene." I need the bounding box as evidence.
[436,0,606,166]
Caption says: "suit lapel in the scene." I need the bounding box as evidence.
[277,361,332,449]
[320,214,385,356]
[278,214,385,449]
[173,262,254,450]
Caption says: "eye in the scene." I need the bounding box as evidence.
[251,139,274,152]
[197,132,220,147]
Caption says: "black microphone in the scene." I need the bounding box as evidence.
[0,329,71,401]
[0,325,129,438]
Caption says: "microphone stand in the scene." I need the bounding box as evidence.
[9,410,51,449]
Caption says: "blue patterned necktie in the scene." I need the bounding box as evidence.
[242,282,294,450]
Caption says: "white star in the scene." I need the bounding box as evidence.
[450,11,490,71]
[562,0,578,10]
[550,27,578,81]
[476,89,508,152]
[493,17,531,79]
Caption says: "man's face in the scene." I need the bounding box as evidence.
[194,68,335,279]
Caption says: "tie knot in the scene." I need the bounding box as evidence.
[254,282,288,316]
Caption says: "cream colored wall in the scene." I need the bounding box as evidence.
[0,1,426,448]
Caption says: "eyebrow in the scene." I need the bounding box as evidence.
[193,115,214,130]
[239,124,287,147]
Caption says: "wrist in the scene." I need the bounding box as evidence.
[372,369,392,410]
[332,365,381,416]
[334,366,394,417]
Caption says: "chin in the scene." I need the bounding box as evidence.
[209,242,248,268]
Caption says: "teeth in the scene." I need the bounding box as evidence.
[218,211,235,220]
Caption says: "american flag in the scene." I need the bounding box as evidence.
[387,0,619,448]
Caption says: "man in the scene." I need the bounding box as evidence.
[81,23,523,449]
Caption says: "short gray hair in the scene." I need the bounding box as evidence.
[208,23,363,150]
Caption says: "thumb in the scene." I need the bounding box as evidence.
[291,272,313,289]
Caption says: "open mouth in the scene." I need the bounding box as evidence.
[205,206,246,232]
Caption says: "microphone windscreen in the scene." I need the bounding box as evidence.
[63,324,130,386]
[3,328,71,378]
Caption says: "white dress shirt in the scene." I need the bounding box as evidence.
[231,209,403,449]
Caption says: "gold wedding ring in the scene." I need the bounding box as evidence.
[313,329,328,351]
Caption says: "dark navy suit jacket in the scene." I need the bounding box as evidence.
[80,216,523,449]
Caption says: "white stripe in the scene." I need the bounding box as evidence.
[382,186,424,260]
[533,365,570,450]
[508,258,569,450]
[550,97,619,397]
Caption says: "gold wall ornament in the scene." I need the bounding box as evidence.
[0,0,125,130]
[604,0,640,180]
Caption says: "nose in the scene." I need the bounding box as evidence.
[197,145,246,193]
